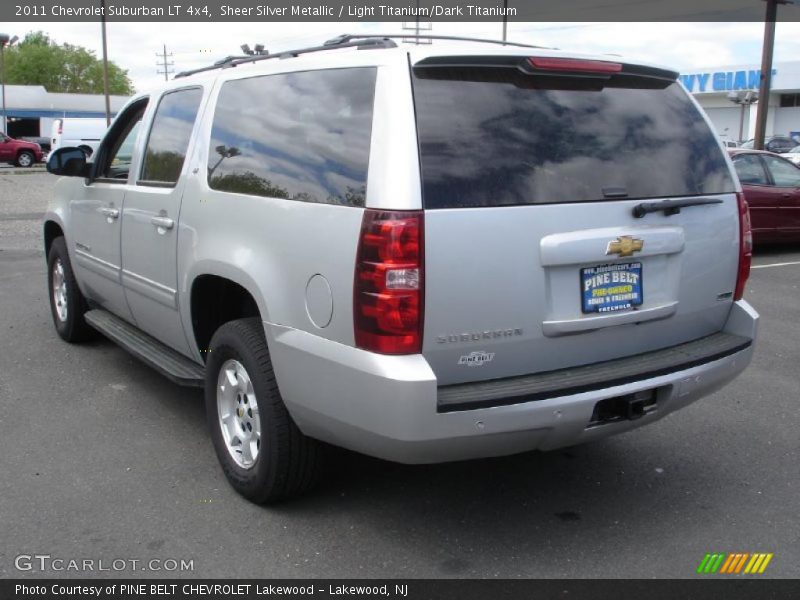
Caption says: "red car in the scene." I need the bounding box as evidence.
[0,132,44,167]
[729,148,800,243]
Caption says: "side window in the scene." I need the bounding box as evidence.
[207,67,377,206]
[733,154,769,186]
[95,99,148,181]
[762,155,800,188]
[140,87,203,186]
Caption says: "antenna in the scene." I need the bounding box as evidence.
[156,44,175,81]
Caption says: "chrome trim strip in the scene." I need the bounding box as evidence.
[121,268,177,309]
[74,249,120,281]
[542,301,679,337]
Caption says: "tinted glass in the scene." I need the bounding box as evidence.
[98,101,147,180]
[762,155,800,187]
[141,87,203,184]
[413,68,735,208]
[208,68,376,206]
[732,154,769,185]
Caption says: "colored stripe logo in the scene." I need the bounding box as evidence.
[697,552,773,574]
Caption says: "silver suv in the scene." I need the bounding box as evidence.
[43,35,758,503]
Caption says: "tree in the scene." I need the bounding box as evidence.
[3,31,134,95]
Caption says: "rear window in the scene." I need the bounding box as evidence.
[412,66,735,209]
[208,67,376,207]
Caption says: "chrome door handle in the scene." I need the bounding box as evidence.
[150,216,175,230]
[98,207,119,219]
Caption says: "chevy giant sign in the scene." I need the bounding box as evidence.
[679,69,777,94]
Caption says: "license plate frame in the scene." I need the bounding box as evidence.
[580,262,643,314]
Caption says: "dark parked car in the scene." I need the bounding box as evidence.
[0,132,44,167]
[729,148,800,243]
[740,135,798,154]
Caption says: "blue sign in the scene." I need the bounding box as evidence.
[581,263,643,314]
[679,69,777,93]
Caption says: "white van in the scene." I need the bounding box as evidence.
[50,118,108,156]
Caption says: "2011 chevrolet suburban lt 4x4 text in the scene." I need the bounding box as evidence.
[43,35,758,503]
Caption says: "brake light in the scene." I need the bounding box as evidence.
[734,192,752,300]
[57,120,62,135]
[527,57,622,74]
[354,209,424,354]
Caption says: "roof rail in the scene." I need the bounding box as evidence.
[174,33,547,79]
[323,33,547,50]
[174,36,396,79]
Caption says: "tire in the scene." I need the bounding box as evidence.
[16,150,35,168]
[47,237,95,342]
[205,318,321,503]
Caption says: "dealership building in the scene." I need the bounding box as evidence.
[682,60,800,144]
[0,84,128,139]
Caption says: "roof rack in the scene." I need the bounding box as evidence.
[174,36,396,78]
[174,33,546,79]
[324,33,546,50]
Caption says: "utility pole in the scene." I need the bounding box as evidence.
[502,0,509,44]
[402,0,432,45]
[99,0,111,126]
[753,0,787,150]
[156,44,174,81]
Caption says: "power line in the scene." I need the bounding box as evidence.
[156,43,174,81]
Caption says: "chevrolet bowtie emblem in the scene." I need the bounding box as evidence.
[606,235,644,257]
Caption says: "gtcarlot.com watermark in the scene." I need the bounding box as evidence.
[14,554,194,573]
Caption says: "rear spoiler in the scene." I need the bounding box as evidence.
[413,55,679,84]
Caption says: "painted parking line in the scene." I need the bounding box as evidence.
[751,260,800,269]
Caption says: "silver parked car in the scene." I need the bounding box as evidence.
[43,35,758,503]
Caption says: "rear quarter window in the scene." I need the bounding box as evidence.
[412,66,735,209]
[207,67,376,206]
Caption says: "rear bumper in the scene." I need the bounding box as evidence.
[266,300,757,464]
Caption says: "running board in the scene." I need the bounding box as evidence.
[84,309,205,387]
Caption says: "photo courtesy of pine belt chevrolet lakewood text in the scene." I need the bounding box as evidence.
[43,34,758,503]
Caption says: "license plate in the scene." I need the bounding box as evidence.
[581,262,643,314]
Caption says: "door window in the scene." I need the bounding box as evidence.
[140,87,203,186]
[732,154,769,185]
[762,155,800,187]
[94,99,148,182]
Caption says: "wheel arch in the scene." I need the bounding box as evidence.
[43,219,65,258]
[187,268,266,362]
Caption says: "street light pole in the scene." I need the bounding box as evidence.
[0,33,11,135]
[0,37,6,135]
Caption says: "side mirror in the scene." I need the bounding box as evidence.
[47,147,90,177]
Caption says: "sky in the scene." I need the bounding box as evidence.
[6,20,800,93]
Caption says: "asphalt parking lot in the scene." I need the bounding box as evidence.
[0,172,798,579]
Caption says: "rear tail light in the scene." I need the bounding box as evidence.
[527,57,622,74]
[57,120,63,135]
[735,192,752,300]
[354,209,424,354]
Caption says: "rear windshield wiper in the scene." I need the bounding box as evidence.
[632,197,723,218]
